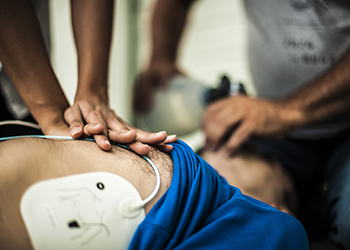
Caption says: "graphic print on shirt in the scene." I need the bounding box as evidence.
[283,0,337,67]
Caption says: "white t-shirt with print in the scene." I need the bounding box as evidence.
[245,0,350,138]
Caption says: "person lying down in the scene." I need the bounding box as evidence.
[0,135,308,249]
[200,145,298,217]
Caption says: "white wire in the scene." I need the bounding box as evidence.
[142,157,161,204]
[0,135,74,141]
[0,120,41,130]
[118,144,161,205]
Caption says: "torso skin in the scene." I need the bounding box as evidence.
[0,138,173,250]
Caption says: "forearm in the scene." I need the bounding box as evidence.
[279,48,350,128]
[70,0,114,104]
[0,0,69,131]
[151,0,194,64]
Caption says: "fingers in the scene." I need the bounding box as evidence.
[134,131,176,154]
[225,121,253,155]
[64,106,84,138]
[108,129,137,144]
[65,101,106,139]
[126,140,174,156]
[204,121,251,155]
[65,101,111,150]
[134,129,168,144]
[82,123,104,136]
[80,123,110,151]
[79,104,107,135]
[85,109,112,148]
[203,101,238,150]
[104,113,161,154]
[132,129,177,152]
[203,96,252,153]
[78,102,125,151]
[79,123,109,151]
[116,128,176,155]
[93,134,112,151]
[66,100,177,153]
[107,115,138,143]
[163,134,177,144]
[155,143,174,153]
[126,140,151,155]
[109,129,175,155]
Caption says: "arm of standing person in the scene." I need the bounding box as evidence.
[132,0,195,115]
[0,0,71,136]
[68,0,176,154]
[203,49,350,155]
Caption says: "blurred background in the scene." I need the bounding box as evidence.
[49,0,253,149]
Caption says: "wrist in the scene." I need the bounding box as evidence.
[276,99,308,129]
[75,84,108,105]
[33,106,68,134]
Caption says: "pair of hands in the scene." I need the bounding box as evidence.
[45,99,177,155]
[133,62,294,155]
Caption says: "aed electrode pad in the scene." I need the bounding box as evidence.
[20,172,146,250]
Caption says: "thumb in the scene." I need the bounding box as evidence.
[225,123,252,155]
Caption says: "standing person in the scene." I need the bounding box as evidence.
[0,0,175,155]
[132,0,350,248]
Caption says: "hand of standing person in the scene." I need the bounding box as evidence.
[203,49,350,154]
[132,0,194,115]
[0,0,176,155]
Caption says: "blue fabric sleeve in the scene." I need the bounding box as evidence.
[128,140,308,250]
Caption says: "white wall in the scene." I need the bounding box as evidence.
[136,0,252,92]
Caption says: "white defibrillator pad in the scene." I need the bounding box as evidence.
[20,172,146,250]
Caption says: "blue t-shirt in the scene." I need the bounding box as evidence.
[129,140,308,249]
